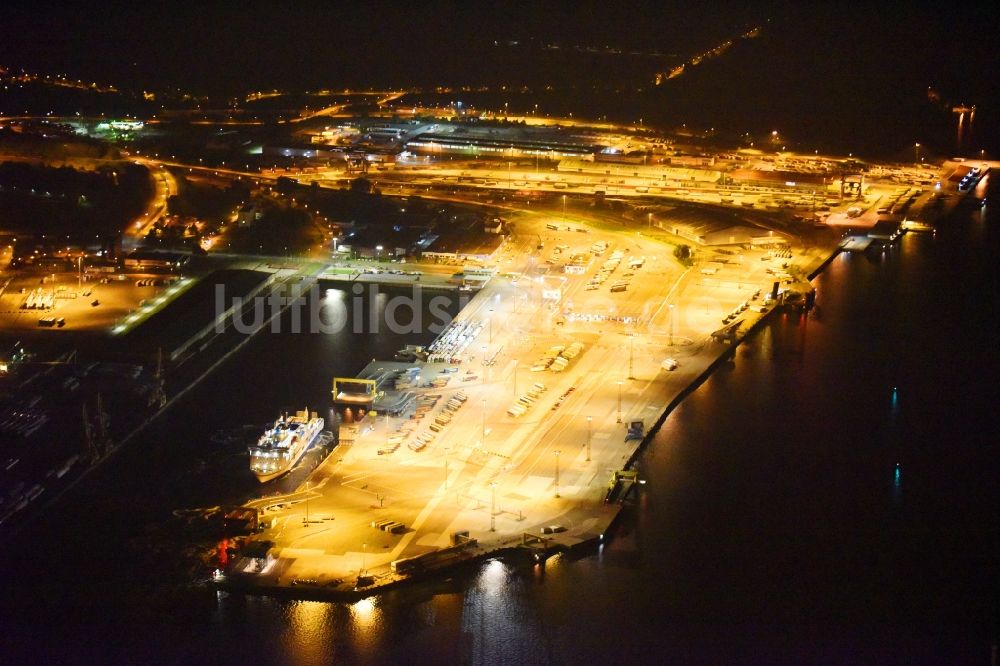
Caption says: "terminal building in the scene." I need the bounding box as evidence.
[420,216,507,263]
[334,225,429,259]
[123,250,190,271]
[260,144,346,160]
[727,169,832,191]
[650,206,788,247]
[421,230,505,264]
[405,132,598,160]
[557,158,723,184]
[661,222,772,247]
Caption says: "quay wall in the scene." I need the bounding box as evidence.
[223,243,844,600]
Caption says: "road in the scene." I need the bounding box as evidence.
[122,159,178,251]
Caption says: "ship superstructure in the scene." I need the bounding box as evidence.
[249,409,323,482]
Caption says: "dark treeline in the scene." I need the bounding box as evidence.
[0,160,151,238]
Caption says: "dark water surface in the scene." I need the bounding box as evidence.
[2,202,999,663]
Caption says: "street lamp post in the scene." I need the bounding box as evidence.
[490,482,497,531]
[481,398,487,444]
[512,359,519,397]
[628,334,635,380]
[669,303,675,346]
[617,381,623,423]
[914,143,920,163]
[361,542,367,577]
[562,195,567,223]
[488,308,494,344]
[554,450,561,498]
[303,481,310,524]
[648,212,652,230]
[586,416,593,462]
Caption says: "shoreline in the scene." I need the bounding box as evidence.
[215,243,828,602]
[217,304,787,602]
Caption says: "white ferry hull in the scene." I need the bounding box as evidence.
[250,411,324,483]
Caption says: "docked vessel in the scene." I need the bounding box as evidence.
[250,409,324,482]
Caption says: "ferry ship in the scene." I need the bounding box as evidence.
[250,409,324,482]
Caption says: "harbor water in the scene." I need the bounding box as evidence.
[1,199,998,663]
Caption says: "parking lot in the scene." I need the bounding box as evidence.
[0,271,178,332]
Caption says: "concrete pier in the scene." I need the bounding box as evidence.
[219,215,806,599]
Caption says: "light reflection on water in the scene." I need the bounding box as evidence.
[461,558,548,664]
[286,601,333,664]
[350,597,377,628]
[100,200,1000,663]
[3,202,997,664]
[201,203,1000,663]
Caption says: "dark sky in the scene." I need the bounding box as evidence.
[1,2,995,96]
[1,1,998,154]
[0,2,761,89]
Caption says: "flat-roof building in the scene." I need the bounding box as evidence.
[124,250,189,270]
[406,132,597,159]
[421,216,506,263]
[729,169,831,190]
[558,158,722,184]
